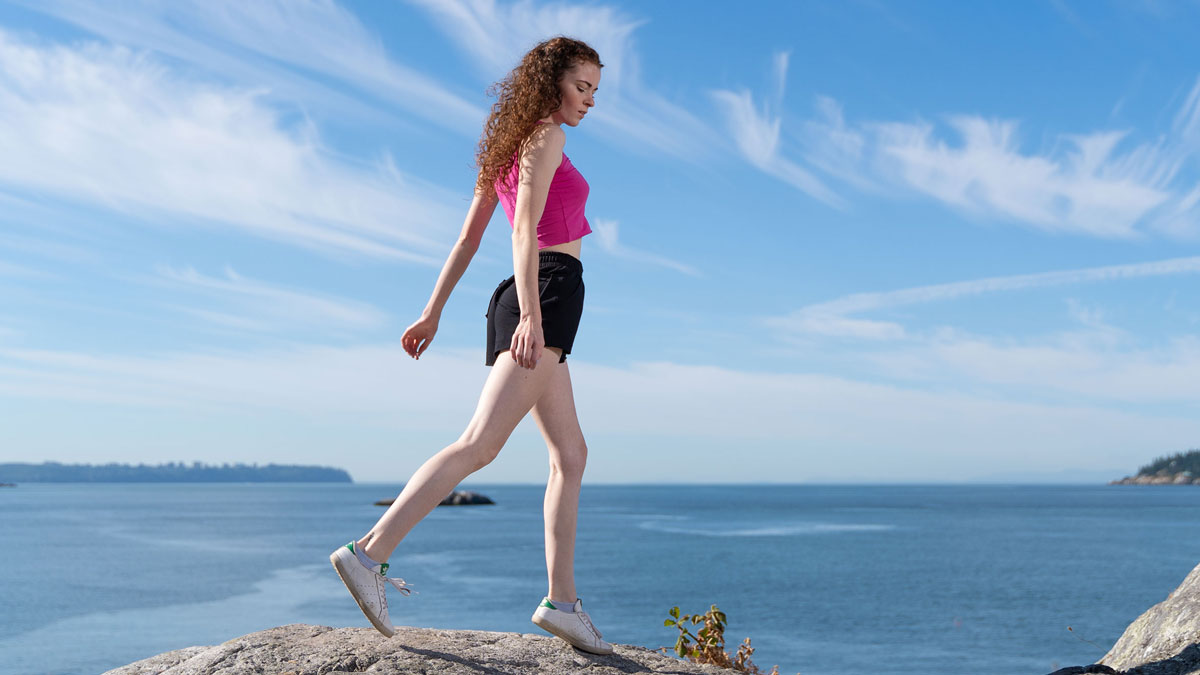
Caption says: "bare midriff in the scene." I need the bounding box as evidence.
[540,238,582,260]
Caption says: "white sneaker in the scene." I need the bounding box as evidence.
[329,541,416,638]
[531,596,613,654]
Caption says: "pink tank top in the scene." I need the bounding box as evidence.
[493,123,592,248]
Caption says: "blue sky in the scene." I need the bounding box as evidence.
[1,0,1198,483]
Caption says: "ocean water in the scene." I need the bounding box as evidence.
[3,483,1200,675]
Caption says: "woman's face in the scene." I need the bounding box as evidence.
[547,61,601,127]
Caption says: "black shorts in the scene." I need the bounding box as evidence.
[485,251,584,366]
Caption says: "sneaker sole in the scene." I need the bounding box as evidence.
[531,613,613,655]
[330,549,395,638]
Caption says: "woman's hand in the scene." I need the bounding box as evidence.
[401,314,439,360]
[510,315,544,369]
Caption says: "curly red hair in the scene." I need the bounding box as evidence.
[475,36,603,196]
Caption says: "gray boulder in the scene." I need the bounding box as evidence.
[1047,562,1200,675]
[101,623,739,675]
[1097,561,1200,674]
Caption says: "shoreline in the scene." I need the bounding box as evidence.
[1109,473,1200,486]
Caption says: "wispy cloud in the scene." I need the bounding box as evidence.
[0,29,460,263]
[858,328,1200,407]
[0,231,99,266]
[590,219,698,276]
[764,254,1200,408]
[1152,77,1200,237]
[405,0,721,163]
[1158,183,1200,238]
[0,344,484,421]
[18,0,486,133]
[769,255,1200,340]
[2,343,1198,480]
[155,265,388,334]
[796,96,877,193]
[723,48,1200,237]
[0,259,55,280]
[845,76,1200,237]
[870,118,1171,237]
[709,52,844,206]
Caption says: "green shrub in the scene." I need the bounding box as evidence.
[658,604,786,674]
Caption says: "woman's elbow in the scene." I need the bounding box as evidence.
[511,224,538,246]
[456,235,481,254]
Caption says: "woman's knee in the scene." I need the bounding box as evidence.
[549,440,588,477]
[450,436,503,471]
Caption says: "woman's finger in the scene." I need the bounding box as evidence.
[518,337,530,369]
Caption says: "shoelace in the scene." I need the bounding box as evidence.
[577,610,603,640]
[382,576,415,596]
[376,569,420,595]
[372,572,416,618]
[377,562,417,596]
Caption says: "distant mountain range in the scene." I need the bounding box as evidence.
[0,461,352,483]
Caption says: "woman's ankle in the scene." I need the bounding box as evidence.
[356,536,387,563]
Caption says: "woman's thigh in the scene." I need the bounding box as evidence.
[461,350,563,450]
[529,361,585,453]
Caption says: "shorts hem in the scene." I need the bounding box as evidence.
[485,346,570,367]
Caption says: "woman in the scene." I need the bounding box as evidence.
[329,36,610,655]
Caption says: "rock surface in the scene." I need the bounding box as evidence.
[1050,562,1200,675]
[1099,561,1200,674]
[101,623,739,675]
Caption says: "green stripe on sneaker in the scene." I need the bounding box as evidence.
[380,562,389,576]
[345,542,355,552]
[540,599,557,610]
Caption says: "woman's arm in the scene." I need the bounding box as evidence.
[509,125,565,369]
[401,185,499,360]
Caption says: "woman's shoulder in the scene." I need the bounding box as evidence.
[519,124,566,168]
[523,122,566,150]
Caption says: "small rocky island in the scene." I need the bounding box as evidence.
[1110,449,1200,485]
[0,461,352,483]
[375,490,494,507]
